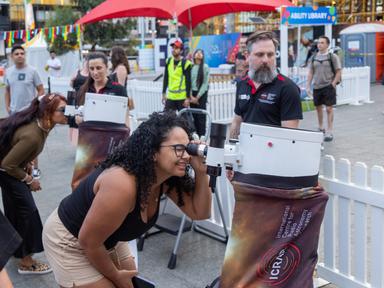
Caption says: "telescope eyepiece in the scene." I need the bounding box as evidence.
[186,143,208,157]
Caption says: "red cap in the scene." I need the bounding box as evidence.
[170,39,183,48]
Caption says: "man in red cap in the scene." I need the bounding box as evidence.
[162,38,192,111]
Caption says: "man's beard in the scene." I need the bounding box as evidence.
[172,51,181,58]
[248,64,277,84]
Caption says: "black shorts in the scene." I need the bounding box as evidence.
[164,99,186,112]
[313,85,336,106]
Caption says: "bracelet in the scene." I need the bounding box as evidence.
[26,177,34,185]
[21,174,29,182]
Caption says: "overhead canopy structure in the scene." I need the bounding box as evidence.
[76,0,293,28]
[340,23,384,35]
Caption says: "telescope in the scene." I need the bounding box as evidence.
[203,123,325,288]
[188,123,323,189]
[187,122,227,182]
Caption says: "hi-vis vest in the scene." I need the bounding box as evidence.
[166,57,191,100]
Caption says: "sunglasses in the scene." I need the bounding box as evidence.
[55,107,66,113]
[160,144,188,158]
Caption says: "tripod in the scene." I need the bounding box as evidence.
[137,110,229,269]
[193,174,229,243]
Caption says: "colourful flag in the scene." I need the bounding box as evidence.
[76,25,81,39]
[51,27,56,43]
[6,32,11,47]
[24,0,35,30]
[63,25,68,41]
[8,31,13,47]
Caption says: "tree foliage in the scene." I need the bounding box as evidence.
[75,0,137,50]
[46,1,138,54]
[44,6,78,55]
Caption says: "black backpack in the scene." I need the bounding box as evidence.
[312,52,341,85]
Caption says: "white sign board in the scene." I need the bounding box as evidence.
[154,38,167,72]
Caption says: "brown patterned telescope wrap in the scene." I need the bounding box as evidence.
[71,121,130,190]
[219,176,328,288]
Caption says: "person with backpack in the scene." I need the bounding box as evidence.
[306,35,341,142]
[162,39,192,112]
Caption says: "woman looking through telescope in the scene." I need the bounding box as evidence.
[43,112,211,288]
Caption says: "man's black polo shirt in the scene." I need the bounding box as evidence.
[234,74,303,126]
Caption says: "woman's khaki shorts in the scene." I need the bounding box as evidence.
[42,208,133,287]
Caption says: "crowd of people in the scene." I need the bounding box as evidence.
[0,30,342,287]
[0,41,213,287]
[162,39,210,137]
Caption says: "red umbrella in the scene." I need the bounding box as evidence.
[76,0,293,28]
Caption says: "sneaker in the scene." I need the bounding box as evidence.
[18,262,52,275]
[324,133,333,142]
[318,128,325,134]
[32,168,41,179]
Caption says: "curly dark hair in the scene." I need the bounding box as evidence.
[102,111,194,210]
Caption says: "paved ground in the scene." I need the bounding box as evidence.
[1,84,383,288]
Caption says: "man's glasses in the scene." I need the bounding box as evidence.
[160,144,188,158]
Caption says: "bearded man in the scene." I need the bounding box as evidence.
[230,31,303,139]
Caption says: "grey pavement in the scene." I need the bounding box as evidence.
[1,84,384,288]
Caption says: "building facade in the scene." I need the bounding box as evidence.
[9,0,73,30]
[200,0,383,36]
[298,0,383,23]
[0,1,10,31]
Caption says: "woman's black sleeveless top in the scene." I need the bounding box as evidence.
[58,167,161,250]
[73,70,88,92]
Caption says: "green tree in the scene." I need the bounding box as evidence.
[75,0,137,51]
[44,6,79,55]
[193,22,210,36]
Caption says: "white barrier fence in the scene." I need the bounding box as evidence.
[289,66,371,105]
[47,66,370,122]
[317,156,384,288]
[48,77,72,96]
[42,77,236,124]
[196,156,384,288]
[127,79,236,123]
